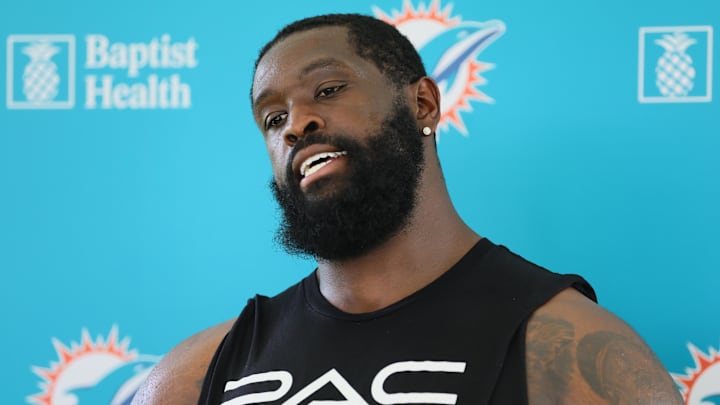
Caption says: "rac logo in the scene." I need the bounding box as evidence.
[222,360,467,405]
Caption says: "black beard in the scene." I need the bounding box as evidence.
[270,101,425,261]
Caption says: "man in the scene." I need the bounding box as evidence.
[133,14,683,405]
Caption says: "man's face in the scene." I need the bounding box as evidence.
[252,27,425,260]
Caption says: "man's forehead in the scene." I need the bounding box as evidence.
[252,26,360,103]
[258,26,351,71]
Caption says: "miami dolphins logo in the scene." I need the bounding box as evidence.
[373,0,505,136]
[27,326,160,405]
[672,343,720,404]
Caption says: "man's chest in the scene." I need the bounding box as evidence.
[213,311,518,405]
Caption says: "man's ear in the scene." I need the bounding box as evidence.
[414,77,441,127]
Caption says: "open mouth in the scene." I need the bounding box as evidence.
[300,151,348,179]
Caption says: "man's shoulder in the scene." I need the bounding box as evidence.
[525,288,683,404]
[131,319,235,405]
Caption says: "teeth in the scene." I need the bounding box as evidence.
[300,151,347,178]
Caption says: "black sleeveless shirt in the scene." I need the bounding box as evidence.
[198,239,596,404]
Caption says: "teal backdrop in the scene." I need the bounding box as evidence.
[1,1,718,404]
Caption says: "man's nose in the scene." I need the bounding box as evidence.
[283,105,325,146]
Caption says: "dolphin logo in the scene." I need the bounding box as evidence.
[702,393,720,405]
[420,20,505,92]
[372,1,506,135]
[69,358,157,405]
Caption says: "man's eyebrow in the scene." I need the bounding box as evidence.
[253,58,352,110]
[252,89,274,114]
[298,57,351,77]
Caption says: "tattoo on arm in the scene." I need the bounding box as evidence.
[526,315,575,403]
[576,331,684,405]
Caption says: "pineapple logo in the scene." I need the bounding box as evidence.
[6,34,75,109]
[655,32,697,97]
[22,41,62,104]
[638,26,713,103]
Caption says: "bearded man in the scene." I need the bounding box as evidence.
[132,14,683,405]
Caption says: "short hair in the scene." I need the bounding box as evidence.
[253,13,427,91]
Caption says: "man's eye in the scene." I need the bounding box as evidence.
[316,84,345,98]
[265,113,287,129]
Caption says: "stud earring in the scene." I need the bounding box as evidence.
[422,126,433,136]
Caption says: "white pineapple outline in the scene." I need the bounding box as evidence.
[21,41,61,103]
[654,32,697,97]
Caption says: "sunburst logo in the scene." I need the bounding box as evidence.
[373,0,505,136]
[672,343,720,404]
[27,326,160,405]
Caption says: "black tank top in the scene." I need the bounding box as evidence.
[198,238,596,404]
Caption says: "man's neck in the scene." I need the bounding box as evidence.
[315,193,480,314]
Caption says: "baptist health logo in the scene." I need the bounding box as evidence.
[7,33,198,109]
[6,35,74,109]
[638,26,713,103]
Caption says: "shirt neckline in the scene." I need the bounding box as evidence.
[302,238,495,321]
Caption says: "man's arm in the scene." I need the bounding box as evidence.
[131,320,234,405]
[526,288,683,405]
